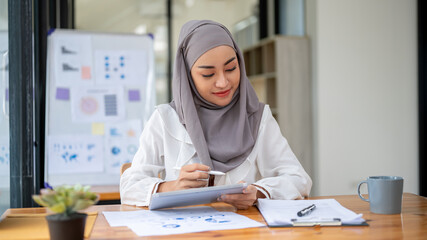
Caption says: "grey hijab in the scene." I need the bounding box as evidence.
[170,20,264,172]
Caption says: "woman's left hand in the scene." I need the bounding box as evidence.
[218,184,259,210]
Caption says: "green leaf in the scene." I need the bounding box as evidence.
[40,193,58,206]
[73,184,82,191]
[83,185,90,192]
[50,202,66,214]
[32,195,49,207]
[71,199,94,212]
[65,191,77,207]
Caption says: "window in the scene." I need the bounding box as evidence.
[0,0,10,214]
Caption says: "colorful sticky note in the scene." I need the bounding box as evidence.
[55,87,70,100]
[81,66,91,80]
[128,89,140,102]
[91,123,105,135]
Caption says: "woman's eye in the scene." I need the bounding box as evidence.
[226,66,236,72]
[202,73,214,78]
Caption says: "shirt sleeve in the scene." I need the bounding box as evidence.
[254,106,312,200]
[120,109,165,206]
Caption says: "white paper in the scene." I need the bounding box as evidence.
[103,206,264,236]
[71,86,125,122]
[257,199,365,226]
[94,50,147,86]
[0,137,9,176]
[48,135,104,174]
[104,119,141,174]
[53,35,94,86]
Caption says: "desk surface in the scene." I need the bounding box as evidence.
[90,185,120,201]
[3,193,427,239]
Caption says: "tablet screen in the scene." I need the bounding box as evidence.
[149,183,248,210]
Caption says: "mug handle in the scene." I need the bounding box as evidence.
[357,181,369,202]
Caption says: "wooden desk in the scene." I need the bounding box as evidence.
[3,193,427,239]
[91,185,120,201]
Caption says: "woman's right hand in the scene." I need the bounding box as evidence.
[157,163,210,192]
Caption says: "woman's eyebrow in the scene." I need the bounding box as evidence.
[198,65,214,69]
[197,57,236,69]
[224,57,236,66]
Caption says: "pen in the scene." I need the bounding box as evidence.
[297,204,316,217]
[173,167,225,176]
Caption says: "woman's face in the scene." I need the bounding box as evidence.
[190,45,240,107]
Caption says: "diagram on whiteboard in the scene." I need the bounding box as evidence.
[103,55,125,80]
[80,96,99,115]
[104,119,141,174]
[48,135,104,174]
[53,35,94,86]
[0,138,9,176]
[95,50,148,85]
[71,86,125,122]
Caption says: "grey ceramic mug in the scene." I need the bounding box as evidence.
[357,176,404,214]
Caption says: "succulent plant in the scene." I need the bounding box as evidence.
[32,183,99,217]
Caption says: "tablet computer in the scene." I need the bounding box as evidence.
[149,183,248,210]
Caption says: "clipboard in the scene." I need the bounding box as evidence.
[256,199,369,227]
[149,183,248,210]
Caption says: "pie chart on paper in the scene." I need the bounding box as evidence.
[80,97,99,115]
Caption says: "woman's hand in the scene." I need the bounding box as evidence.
[158,163,210,192]
[218,183,265,210]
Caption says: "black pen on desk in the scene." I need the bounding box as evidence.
[297,204,316,217]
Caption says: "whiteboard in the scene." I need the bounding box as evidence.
[45,29,155,186]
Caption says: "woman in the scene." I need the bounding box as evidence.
[120,20,312,209]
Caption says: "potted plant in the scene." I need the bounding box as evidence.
[32,183,99,240]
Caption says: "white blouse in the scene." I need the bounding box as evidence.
[120,104,312,206]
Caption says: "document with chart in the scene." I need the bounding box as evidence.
[103,206,264,236]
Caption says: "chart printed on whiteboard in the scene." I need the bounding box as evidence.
[70,86,125,122]
[53,35,93,86]
[104,119,141,174]
[94,50,148,85]
[0,137,9,176]
[48,135,104,174]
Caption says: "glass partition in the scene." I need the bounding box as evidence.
[0,0,10,215]
[43,0,169,188]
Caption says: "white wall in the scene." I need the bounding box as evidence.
[306,0,418,196]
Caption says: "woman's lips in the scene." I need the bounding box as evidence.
[213,89,231,97]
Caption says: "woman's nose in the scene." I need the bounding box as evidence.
[215,72,228,88]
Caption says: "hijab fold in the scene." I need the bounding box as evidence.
[170,20,264,172]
